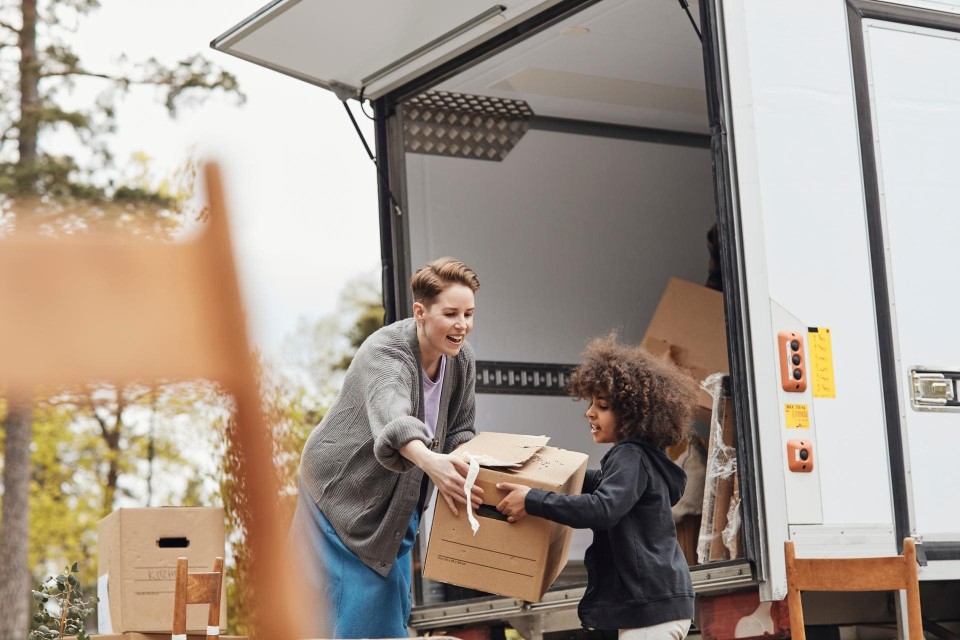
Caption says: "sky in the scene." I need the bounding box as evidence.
[68,0,383,354]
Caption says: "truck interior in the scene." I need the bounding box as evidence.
[385,0,751,610]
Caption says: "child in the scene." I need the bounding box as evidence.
[497,333,698,640]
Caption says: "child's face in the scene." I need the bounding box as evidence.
[585,396,618,444]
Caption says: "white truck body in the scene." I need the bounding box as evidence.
[213,0,960,631]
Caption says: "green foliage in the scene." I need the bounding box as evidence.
[0,0,243,218]
[282,271,385,397]
[223,275,383,634]
[28,400,100,581]
[28,562,98,640]
[217,360,321,637]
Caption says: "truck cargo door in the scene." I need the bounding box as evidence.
[851,5,960,572]
[212,0,582,100]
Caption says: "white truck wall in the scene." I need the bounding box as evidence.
[722,0,902,598]
[405,130,717,362]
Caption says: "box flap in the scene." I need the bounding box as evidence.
[454,432,549,467]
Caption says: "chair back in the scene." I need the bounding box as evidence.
[785,538,923,640]
[173,557,224,639]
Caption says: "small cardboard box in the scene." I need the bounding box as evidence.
[97,507,226,634]
[423,433,588,602]
[641,277,729,419]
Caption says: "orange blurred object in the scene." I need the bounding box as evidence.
[0,163,308,640]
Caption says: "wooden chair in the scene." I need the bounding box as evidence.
[173,557,224,640]
[784,538,923,640]
[0,164,307,639]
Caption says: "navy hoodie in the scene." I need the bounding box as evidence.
[525,438,694,630]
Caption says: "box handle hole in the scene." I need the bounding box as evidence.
[157,537,190,548]
[476,505,509,522]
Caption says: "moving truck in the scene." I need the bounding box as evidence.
[212,0,960,635]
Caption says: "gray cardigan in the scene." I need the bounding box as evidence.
[298,317,477,576]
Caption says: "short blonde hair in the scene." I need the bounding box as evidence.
[410,257,480,306]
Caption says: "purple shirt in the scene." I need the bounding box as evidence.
[422,356,446,439]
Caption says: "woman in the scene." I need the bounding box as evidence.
[290,257,483,638]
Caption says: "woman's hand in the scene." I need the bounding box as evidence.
[496,482,530,523]
[400,440,483,516]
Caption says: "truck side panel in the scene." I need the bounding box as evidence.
[722,0,897,598]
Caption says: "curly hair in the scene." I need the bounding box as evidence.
[567,333,698,447]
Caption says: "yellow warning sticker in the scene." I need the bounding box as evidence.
[808,327,836,398]
[785,403,810,429]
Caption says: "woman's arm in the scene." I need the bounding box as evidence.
[361,341,482,513]
[400,440,482,516]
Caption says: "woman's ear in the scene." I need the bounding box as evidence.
[412,301,425,321]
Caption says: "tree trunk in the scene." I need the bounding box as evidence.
[0,5,41,638]
[18,0,39,171]
[0,400,34,640]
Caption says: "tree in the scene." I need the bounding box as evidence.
[217,360,321,636]
[224,275,382,634]
[281,271,385,396]
[0,2,242,637]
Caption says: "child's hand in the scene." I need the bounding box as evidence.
[496,482,530,523]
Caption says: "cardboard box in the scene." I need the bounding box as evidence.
[97,507,226,634]
[423,433,588,602]
[641,277,729,420]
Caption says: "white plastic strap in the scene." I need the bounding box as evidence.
[207,625,220,636]
[172,635,187,640]
[464,454,481,535]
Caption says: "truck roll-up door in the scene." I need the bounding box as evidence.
[211,0,584,101]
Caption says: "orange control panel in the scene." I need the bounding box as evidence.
[787,439,814,473]
[778,331,807,392]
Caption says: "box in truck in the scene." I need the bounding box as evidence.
[212,0,960,633]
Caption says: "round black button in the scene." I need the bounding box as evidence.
[792,355,801,366]
[793,369,803,380]
[799,449,809,461]
[790,340,800,351]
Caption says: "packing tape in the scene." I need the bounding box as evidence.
[172,635,187,640]
[464,454,481,535]
[208,626,220,636]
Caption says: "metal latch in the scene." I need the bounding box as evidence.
[910,369,960,410]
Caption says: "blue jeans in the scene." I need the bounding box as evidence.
[289,485,419,638]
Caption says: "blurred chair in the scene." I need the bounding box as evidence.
[784,538,923,640]
[173,557,224,640]
[0,164,305,640]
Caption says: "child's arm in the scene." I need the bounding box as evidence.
[582,469,601,494]
[498,445,646,529]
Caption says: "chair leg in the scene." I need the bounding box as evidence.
[903,539,924,640]
[173,557,188,638]
[785,542,807,640]
[207,557,224,640]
